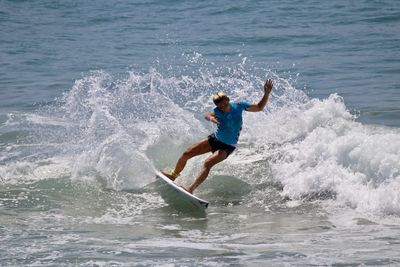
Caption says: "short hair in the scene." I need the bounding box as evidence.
[212,92,229,104]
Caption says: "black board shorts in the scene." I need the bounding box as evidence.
[207,134,236,156]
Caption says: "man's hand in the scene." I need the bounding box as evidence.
[264,79,273,94]
[246,79,273,112]
[210,117,219,125]
[205,112,219,124]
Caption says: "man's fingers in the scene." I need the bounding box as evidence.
[264,79,273,91]
[212,118,219,125]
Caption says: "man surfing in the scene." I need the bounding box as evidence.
[162,79,273,194]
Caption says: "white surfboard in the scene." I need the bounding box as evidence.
[155,171,209,210]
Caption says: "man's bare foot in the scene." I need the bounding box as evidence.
[161,171,176,181]
[181,185,193,194]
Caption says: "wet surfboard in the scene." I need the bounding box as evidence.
[155,171,209,210]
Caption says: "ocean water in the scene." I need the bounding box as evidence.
[1,0,400,266]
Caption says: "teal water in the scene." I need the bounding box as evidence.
[1,0,400,266]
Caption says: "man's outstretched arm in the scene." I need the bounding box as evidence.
[246,79,273,112]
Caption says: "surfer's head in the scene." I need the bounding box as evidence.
[212,92,230,111]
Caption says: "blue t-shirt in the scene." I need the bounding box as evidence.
[213,101,251,146]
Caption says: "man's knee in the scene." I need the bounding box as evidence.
[182,149,194,159]
[204,157,220,169]
[204,151,227,169]
[203,159,214,170]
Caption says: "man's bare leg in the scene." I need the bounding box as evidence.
[162,138,211,181]
[182,149,228,194]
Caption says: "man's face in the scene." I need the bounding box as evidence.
[216,98,230,111]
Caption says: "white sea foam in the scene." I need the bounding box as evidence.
[259,94,400,216]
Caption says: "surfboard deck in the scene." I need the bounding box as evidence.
[155,171,209,210]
